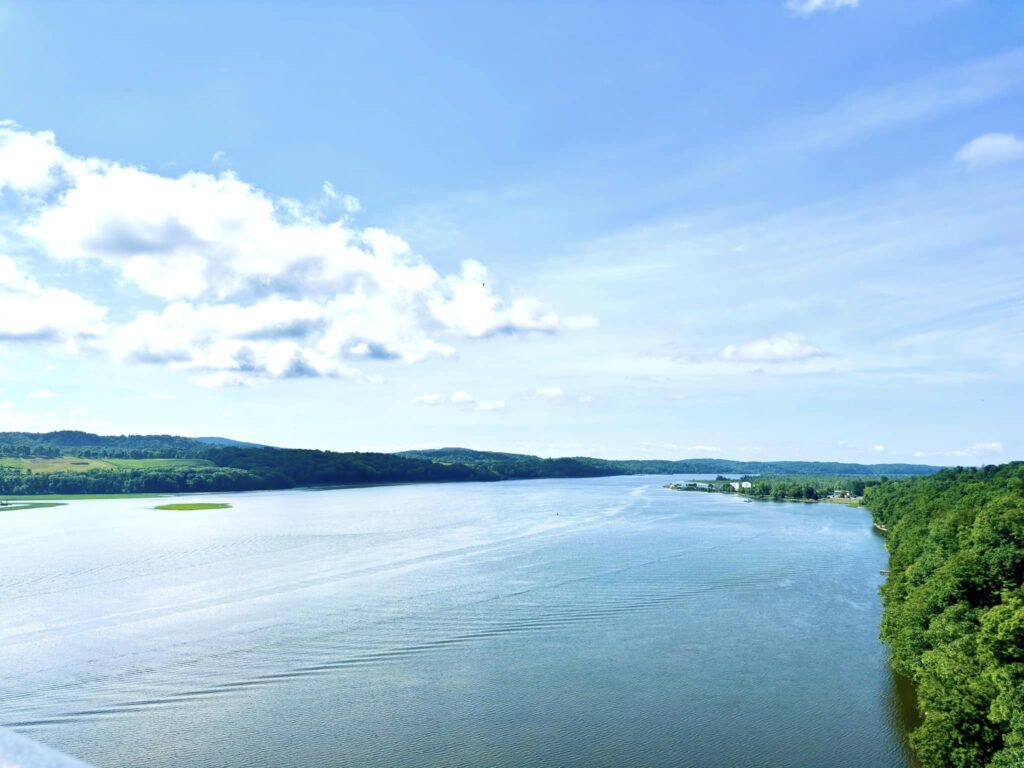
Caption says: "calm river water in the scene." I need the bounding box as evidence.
[1,476,917,767]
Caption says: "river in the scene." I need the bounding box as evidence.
[0,476,916,767]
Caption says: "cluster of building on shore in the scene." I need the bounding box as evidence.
[668,481,859,501]
[670,481,749,492]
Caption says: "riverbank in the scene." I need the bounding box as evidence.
[664,481,865,506]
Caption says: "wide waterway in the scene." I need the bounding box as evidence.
[0,476,917,767]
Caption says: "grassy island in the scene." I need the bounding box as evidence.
[0,501,67,511]
[154,502,232,511]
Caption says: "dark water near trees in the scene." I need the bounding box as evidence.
[1,476,916,767]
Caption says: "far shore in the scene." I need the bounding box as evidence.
[665,481,865,506]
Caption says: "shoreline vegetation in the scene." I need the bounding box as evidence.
[665,475,881,505]
[0,431,938,498]
[866,462,1024,768]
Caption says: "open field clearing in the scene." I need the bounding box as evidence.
[0,457,213,473]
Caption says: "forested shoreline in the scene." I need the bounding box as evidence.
[667,474,884,502]
[867,463,1024,768]
[0,431,939,497]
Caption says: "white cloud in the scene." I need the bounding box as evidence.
[474,400,506,412]
[872,444,886,453]
[564,314,599,331]
[412,393,443,405]
[0,124,576,385]
[411,390,506,412]
[534,386,594,405]
[970,441,1003,453]
[955,132,1024,169]
[322,182,362,214]
[721,333,826,364]
[29,389,57,399]
[786,0,858,15]
[0,254,107,346]
[0,123,70,194]
[950,441,1004,457]
[450,391,507,411]
[535,386,564,399]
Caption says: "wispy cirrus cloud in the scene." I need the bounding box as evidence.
[785,0,858,16]
[534,386,594,404]
[951,441,1004,457]
[914,442,1004,460]
[413,391,506,412]
[777,47,1024,154]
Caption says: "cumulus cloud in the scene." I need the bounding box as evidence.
[873,444,886,453]
[0,123,71,194]
[29,389,58,399]
[0,123,575,384]
[0,254,107,345]
[721,332,826,364]
[954,132,1024,169]
[786,0,858,15]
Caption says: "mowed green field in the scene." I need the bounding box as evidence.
[0,457,213,473]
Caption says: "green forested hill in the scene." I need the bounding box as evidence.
[867,463,1024,768]
[400,447,939,478]
[395,448,620,480]
[0,431,939,497]
[0,430,204,457]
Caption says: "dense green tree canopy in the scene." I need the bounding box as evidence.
[868,463,1024,768]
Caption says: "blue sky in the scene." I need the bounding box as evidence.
[0,0,1022,463]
